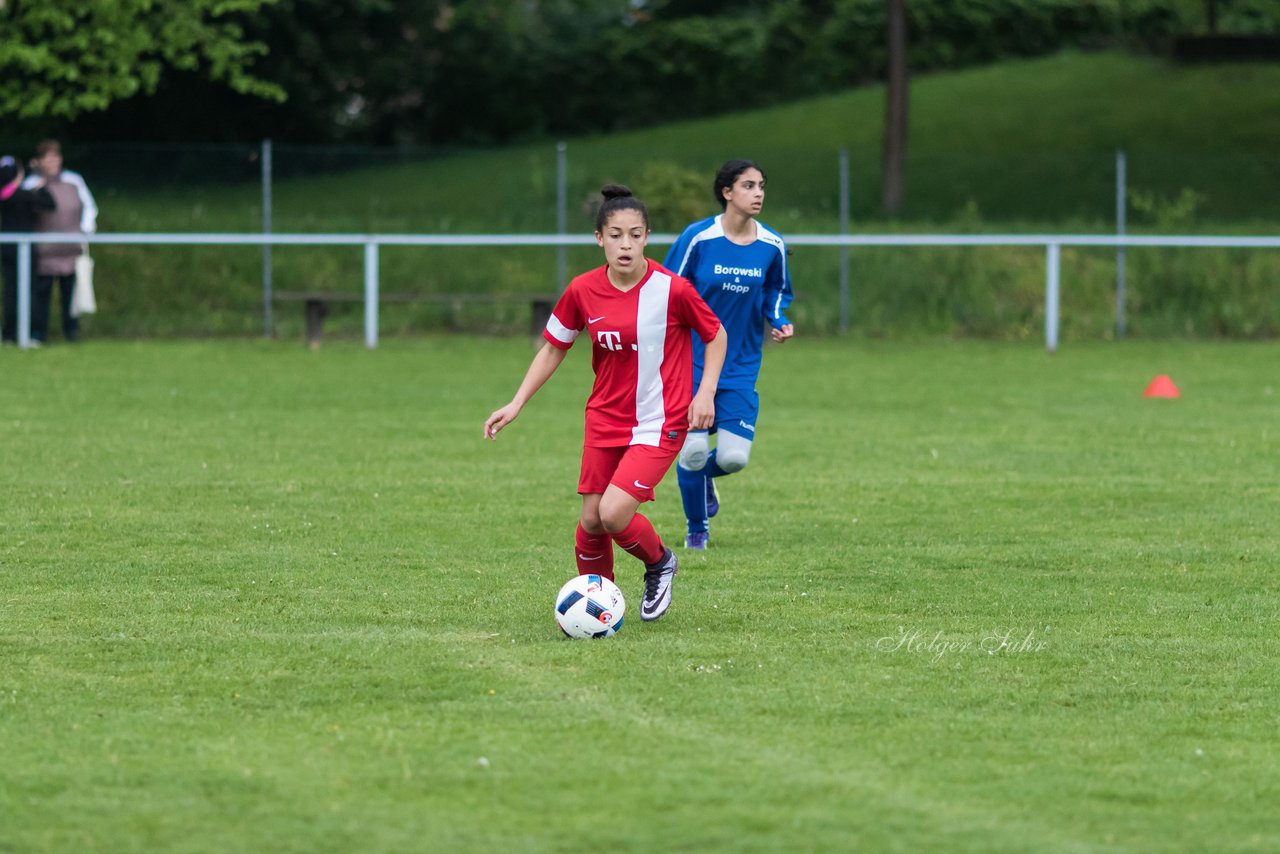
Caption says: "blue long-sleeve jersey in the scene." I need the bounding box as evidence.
[663,214,793,389]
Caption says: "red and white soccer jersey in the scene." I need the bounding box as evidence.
[543,260,722,448]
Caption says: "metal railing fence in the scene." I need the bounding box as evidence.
[7,231,1280,352]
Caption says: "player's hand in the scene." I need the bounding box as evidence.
[484,402,521,440]
[688,393,715,431]
[770,323,794,344]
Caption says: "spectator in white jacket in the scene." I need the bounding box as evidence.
[24,139,97,343]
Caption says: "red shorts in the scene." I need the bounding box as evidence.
[579,435,683,503]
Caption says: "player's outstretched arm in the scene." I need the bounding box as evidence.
[484,340,569,440]
[689,325,727,430]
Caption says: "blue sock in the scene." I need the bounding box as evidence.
[705,449,729,479]
[677,463,708,534]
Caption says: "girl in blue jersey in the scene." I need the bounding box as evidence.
[663,159,794,549]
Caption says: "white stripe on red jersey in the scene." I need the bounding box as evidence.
[632,270,671,445]
[545,312,579,346]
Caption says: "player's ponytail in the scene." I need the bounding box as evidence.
[595,183,650,232]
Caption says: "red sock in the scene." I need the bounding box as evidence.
[611,513,664,566]
[575,523,614,581]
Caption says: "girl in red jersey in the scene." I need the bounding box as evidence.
[485,184,727,622]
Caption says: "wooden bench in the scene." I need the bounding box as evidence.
[274,291,555,348]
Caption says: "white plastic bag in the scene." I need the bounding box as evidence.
[72,252,96,317]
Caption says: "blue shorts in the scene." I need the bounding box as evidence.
[710,388,759,440]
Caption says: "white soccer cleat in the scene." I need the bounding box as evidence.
[641,548,678,621]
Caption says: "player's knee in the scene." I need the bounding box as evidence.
[679,448,709,471]
[599,506,631,534]
[597,492,634,533]
[718,448,750,473]
[716,432,753,474]
[580,507,605,533]
[679,434,710,471]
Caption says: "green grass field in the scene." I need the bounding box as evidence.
[2,337,1277,851]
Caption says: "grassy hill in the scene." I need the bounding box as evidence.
[106,51,1280,231]
[69,51,1280,339]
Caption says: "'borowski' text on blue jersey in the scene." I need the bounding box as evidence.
[663,214,794,389]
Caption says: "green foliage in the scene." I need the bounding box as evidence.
[1129,186,1207,230]
[0,0,284,121]
[55,0,1280,145]
[578,162,708,235]
[632,162,711,233]
[1201,0,1280,32]
[2,338,1279,850]
[1117,186,1274,336]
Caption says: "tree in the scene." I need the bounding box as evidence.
[1206,0,1223,32]
[0,0,284,121]
[881,0,908,215]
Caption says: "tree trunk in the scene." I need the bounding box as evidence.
[881,0,909,215]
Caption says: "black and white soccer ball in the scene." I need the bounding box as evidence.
[554,574,626,639]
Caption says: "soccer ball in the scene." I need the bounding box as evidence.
[554,574,626,639]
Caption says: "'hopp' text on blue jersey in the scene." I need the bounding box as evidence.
[663,215,793,390]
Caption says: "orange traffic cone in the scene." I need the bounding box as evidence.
[1143,375,1180,398]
